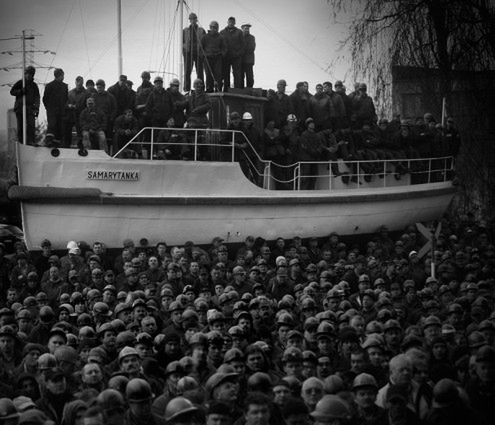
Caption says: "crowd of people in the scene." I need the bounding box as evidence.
[0,214,494,425]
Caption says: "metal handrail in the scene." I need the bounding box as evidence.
[111,126,455,190]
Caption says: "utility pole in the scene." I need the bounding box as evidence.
[0,30,56,143]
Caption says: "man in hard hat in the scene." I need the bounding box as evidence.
[125,378,165,425]
[351,373,386,424]
[164,397,201,425]
[183,13,205,93]
[310,394,350,425]
[118,346,142,379]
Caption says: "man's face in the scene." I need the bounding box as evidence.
[391,361,412,385]
[354,388,377,409]
[207,414,230,425]
[367,347,383,367]
[192,345,207,364]
[83,363,103,385]
[214,380,238,402]
[385,329,401,346]
[102,330,116,349]
[0,336,14,355]
[350,353,365,373]
[96,84,105,93]
[45,376,67,395]
[245,403,270,425]
[273,385,290,406]
[476,360,495,384]
[120,355,140,374]
[142,318,157,335]
[316,357,331,378]
[208,343,223,362]
[301,383,323,407]
[7,290,17,303]
[283,361,302,377]
[227,19,235,28]
[246,352,264,371]
[48,335,65,354]
[276,82,286,93]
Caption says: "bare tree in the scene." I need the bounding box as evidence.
[328,0,495,220]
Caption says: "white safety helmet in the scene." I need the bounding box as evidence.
[242,112,253,120]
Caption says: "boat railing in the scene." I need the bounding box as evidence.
[112,127,455,190]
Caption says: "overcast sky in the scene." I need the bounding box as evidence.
[0,0,353,130]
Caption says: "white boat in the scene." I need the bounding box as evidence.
[9,122,456,249]
[7,3,456,250]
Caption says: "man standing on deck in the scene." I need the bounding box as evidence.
[10,66,40,145]
[43,68,68,145]
[183,12,206,93]
[241,23,256,89]
[220,17,245,92]
[201,21,226,93]
[65,76,87,147]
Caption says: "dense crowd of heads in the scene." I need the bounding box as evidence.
[0,213,494,425]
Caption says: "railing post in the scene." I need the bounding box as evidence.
[427,158,432,183]
[194,130,198,161]
[231,132,235,162]
[264,162,270,189]
[150,129,154,160]
[148,128,153,160]
[356,160,360,188]
[328,161,333,190]
[383,160,387,187]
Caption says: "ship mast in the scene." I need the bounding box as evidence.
[117,0,123,76]
[21,29,27,145]
[178,0,184,88]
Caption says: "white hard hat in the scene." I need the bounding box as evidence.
[67,241,78,250]
[242,112,253,120]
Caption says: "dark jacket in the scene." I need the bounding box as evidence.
[185,90,211,128]
[201,30,227,57]
[183,24,206,55]
[43,79,69,114]
[114,114,139,135]
[299,129,324,161]
[242,33,256,64]
[146,87,174,125]
[220,25,245,57]
[108,82,134,115]
[79,106,107,132]
[10,79,40,114]
[93,90,117,124]
[265,91,293,129]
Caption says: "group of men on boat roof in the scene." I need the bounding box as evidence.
[11,34,459,189]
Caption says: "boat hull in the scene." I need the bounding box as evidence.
[13,145,456,249]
